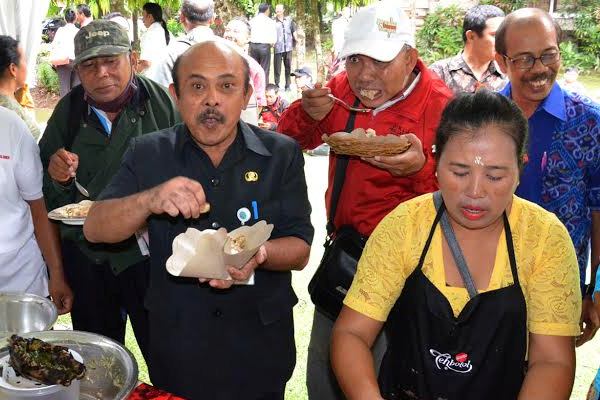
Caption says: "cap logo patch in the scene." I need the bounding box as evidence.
[85,30,111,40]
[377,17,397,38]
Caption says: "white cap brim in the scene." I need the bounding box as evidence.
[339,39,406,63]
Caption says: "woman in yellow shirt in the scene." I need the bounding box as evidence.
[331,89,581,400]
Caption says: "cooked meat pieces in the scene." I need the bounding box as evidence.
[8,335,86,386]
[229,235,247,254]
[61,202,92,218]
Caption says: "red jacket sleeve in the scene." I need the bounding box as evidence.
[277,100,329,150]
[409,83,452,195]
[277,75,348,150]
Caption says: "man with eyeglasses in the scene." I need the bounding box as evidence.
[39,20,179,364]
[496,8,600,346]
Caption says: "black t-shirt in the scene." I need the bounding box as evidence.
[99,121,314,312]
[98,121,314,393]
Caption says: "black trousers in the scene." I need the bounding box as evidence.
[55,62,80,98]
[147,305,294,400]
[249,43,272,81]
[274,51,292,89]
[61,240,150,364]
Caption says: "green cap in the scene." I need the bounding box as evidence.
[74,20,130,65]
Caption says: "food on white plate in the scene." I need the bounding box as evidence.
[60,202,92,218]
[48,200,93,220]
[7,334,86,386]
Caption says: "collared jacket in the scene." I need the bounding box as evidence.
[274,16,296,54]
[277,59,452,237]
[500,82,600,288]
[98,122,314,398]
[429,52,506,95]
[39,75,179,275]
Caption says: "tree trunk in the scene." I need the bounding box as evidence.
[310,0,324,82]
[132,9,139,51]
[295,0,306,68]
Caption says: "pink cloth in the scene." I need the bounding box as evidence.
[245,55,266,107]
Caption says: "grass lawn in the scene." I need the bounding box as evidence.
[577,72,600,98]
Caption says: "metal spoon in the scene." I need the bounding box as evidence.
[329,95,372,113]
[74,176,90,197]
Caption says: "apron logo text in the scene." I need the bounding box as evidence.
[429,349,473,374]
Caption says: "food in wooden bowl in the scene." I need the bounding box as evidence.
[322,128,412,157]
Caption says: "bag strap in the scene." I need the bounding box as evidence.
[326,98,361,236]
[433,191,479,299]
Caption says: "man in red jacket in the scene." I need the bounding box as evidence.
[277,2,452,399]
[259,83,289,130]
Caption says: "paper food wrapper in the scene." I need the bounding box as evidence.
[165,221,274,281]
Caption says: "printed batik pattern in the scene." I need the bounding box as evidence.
[542,92,600,287]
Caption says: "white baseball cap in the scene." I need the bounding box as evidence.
[339,1,415,63]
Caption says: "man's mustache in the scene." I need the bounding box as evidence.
[526,72,553,82]
[196,108,225,124]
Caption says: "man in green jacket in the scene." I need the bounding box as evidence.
[39,20,178,363]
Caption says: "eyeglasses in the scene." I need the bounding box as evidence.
[502,51,560,70]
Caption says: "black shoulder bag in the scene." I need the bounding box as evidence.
[308,99,367,321]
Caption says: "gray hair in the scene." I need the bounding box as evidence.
[181,0,214,24]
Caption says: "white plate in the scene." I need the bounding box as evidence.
[48,201,92,225]
[61,219,86,226]
[47,216,86,226]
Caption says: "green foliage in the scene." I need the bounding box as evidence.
[573,7,600,60]
[322,37,333,53]
[166,18,184,37]
[560,42,600,72]
[37,62,60,95]
[233,0,259,16]
[46,3,62,17]
[477,0,526,13]
[416,5,464,65]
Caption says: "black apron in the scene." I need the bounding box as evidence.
[378,193,527,400]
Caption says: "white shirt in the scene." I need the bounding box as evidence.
[0,107,48,296]
[249,14,277,45]
[140,21,169,67]
[146,25,214,88]
[51,23,79,61]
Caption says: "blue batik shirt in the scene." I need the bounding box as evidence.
[500,82,600,289]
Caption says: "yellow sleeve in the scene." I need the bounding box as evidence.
[526,219,582,336]
[344,205,415,322]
